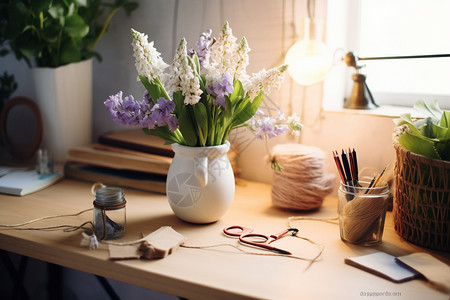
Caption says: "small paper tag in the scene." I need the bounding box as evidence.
[108,226,185,260]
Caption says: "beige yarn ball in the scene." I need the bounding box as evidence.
[270,144,335,211]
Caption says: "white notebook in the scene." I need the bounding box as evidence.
[345,252,420,283]
[0,168,63,196]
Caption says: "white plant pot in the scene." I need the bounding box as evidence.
[32,59,93,162]
[166,141,235,223]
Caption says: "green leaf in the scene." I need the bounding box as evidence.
[48,4,65,19]
[172,92,184,116]
[193,102,208,146]
[229,79,244,105]
[64,15,89,39]
[68,2,76,17]
[142,127,183,145]
[5,2,29,38]
[414,99,443,121]
[439,111,450,131]
[398,132,441,160]
[394,113,423,137]
[138,75,168,102]
[191,53,201,75]
[31,0,52,12]
[224,95,233,122]
[178,107,198,146]
[60,40,82,65]
[231,91,264,128]
[420,118,434,138]
[76,0,88,7]
[432,123,448,140]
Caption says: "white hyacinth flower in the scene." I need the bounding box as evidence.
[167,38,202,105]
[234,37,250,81]
[131,28,169,82]
[247,64,288,100]
[206,21,239,86]
[287,113,303,135]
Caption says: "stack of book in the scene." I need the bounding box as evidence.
[65,129,174,194]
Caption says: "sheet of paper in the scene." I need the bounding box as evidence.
[0,168,63,196]
[345,252,420,283]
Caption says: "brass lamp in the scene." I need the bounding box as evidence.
[343,52,450,109]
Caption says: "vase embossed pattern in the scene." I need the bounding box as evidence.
[166,141,235,223]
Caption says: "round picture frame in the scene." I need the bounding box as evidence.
[0,96,43,160]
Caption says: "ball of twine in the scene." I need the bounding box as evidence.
[270,144,335,211]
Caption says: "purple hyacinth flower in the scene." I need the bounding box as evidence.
[105,92,178,132]
[208,72,234,108]
[196,29,213,67]
[105,91,138,126]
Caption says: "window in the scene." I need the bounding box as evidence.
[323,0,450,110]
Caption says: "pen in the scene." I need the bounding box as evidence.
[365,168,386,194]
[352,148,359,181]
[372,168,386,188]
[341,150,352,184]
[348,148,356,181]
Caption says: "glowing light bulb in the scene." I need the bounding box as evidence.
[285,19,332,86]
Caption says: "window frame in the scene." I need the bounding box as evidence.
[322,0,450,111]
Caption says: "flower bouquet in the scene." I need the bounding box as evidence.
[105,21,302,147]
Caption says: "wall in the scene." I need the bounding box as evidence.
[1,0,396,191]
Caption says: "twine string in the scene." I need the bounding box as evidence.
[270,144,335,211]
[181,229,325,270]
[0,208,93,229]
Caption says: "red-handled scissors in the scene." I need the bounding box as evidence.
[223,226,299,255]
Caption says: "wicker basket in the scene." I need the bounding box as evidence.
[393,129,450,251]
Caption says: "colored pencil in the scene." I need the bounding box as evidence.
[333,150,346,183]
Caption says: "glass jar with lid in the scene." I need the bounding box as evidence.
[93,187,126,240]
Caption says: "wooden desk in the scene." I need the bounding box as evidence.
[0,179,448,299]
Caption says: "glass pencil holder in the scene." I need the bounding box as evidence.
[338,179,389,245]
[93,187,126,240]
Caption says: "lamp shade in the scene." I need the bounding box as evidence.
[285,38,332,86]
[285,18,332,86]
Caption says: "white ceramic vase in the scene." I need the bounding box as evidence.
[32,59,93,162]
[166,141,235,223]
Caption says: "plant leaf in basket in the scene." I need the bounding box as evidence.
[394,100,450,161]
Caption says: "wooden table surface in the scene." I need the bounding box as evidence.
[0,179,448,300]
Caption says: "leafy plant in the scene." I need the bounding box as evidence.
[394,100,450,161]
[0,72,18,112]
[0,0,138,68]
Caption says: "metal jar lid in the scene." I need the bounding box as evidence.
[93,187,126,208]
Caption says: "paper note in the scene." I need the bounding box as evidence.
[345,252,420,283]
[0,169,63,196]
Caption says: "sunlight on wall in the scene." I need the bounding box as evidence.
[1,0,396,185]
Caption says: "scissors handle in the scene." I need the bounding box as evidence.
[223,225,254,237]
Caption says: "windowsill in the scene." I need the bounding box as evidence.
[323,105,418,118]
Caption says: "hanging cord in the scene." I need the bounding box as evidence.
[307,0,315,19]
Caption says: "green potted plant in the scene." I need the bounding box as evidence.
[1,0,137,67]
[392,100,450,251]
[0,0,137,161]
